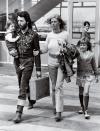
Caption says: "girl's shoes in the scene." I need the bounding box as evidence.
[78,109,83,114]
[84,110,90,119]
[55,112,62,122]
[78,106,84,114]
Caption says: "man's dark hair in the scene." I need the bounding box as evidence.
[83,21,90,27]
[17,11,32,29]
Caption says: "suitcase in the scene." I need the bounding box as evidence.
[29,74,50,100]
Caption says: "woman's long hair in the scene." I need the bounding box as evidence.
[46,14,66,30]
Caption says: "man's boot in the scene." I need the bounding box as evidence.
[13,105,23,123]
[28,97,36,109]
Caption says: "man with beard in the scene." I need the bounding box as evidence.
[12,11,41,123]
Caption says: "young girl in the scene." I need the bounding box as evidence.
[5,20,19,55]
[5,20,24,71]
[76,37,98,119]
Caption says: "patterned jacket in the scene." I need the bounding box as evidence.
[6,28,41,71]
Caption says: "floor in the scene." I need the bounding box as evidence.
[0,65,100,131]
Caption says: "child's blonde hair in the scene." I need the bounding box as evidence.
[5,20,16,30]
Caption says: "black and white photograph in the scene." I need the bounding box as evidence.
[0,0,100,131]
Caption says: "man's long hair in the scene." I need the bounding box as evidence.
[17,11,32,29]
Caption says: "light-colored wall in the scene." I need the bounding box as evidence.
[0,41,13,64]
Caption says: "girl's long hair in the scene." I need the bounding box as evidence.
[77,37,92,51]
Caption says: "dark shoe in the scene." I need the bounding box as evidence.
[28,100,36,110]
[13,112,22,123]
[13,105,23,123]
[55,112,62,122]
[28,103,33,109]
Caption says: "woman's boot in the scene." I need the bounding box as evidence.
[13,105,23,123]
[55,112,62,122]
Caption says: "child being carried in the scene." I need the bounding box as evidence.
[5,20,24,71]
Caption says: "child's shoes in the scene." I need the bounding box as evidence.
[78,106,84,114]
[78,109,84,114]
[84,110,90,119]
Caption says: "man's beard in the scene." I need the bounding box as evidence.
[19,23,27,30]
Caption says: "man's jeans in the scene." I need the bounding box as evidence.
[48,65,64,112]
[14,58,34,104]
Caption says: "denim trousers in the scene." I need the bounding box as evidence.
[48,65,64,112]
[14,57,34,106]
